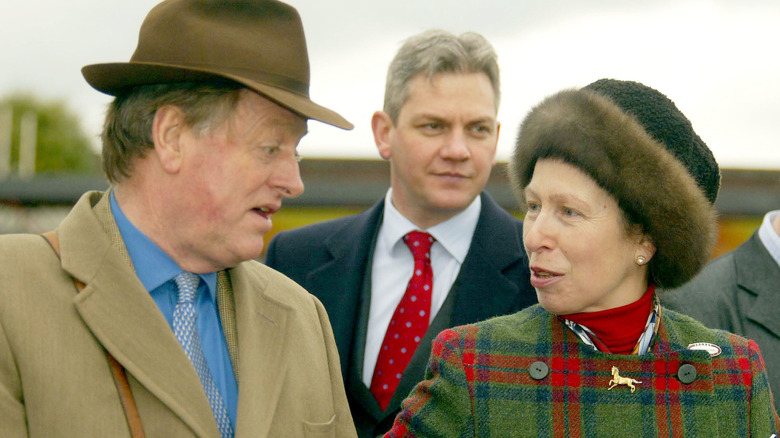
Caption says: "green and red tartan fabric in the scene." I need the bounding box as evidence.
[386,305,780,437]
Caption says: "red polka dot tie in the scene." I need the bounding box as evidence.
[370,231,435,410]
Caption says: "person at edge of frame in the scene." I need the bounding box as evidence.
[0,1,358,437]
[664,207,780,411]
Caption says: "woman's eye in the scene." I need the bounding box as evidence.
[562,207,578,217]
[527,202,540,212]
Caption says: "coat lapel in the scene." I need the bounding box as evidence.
[379,193,533,422]
[305,202,383,380]
[229,263,289,438]
[735,233,780,338]
[59,192,218,437]
[449,193,532,327]
[383,286,457,415]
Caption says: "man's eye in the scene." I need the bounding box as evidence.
[527,202,540,212]
[420,122,442,131]
[263,146,281,156]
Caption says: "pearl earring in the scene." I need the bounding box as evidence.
[635,255,647,265]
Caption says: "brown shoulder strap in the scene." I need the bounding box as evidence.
[42,231,146,438]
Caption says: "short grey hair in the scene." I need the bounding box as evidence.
[383,29,500,123]
[101,81,243,183]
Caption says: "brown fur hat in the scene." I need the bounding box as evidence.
[509,79,719,288]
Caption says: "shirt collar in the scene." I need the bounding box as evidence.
[380,188,481,263]
[109,190,217,300]
[758,209,780,267]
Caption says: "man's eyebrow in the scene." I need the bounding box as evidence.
[413,113,446,121]
[467,117,496,125]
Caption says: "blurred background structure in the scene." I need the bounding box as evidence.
[2,156,778,260]
[2,0,779,259]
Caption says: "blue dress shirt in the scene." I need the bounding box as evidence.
[110,192,238,427]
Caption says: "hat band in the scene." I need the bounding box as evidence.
[127,61,310,96]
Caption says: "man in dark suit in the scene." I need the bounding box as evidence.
[265,29,536,436]
[664,209,780,410]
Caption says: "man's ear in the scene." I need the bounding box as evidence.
[372,111,393,160]
[152,105,186,174]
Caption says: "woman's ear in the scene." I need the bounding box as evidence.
[152,105,186,174]
[636,234,657,264]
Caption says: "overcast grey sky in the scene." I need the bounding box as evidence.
[2,0,779,168]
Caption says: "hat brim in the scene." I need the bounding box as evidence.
[82,62,353,130]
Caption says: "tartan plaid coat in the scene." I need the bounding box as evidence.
[386,304,780,437]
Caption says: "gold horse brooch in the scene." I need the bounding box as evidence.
[607,366,642,393]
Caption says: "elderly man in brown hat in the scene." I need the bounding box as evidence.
[0,1,356,437]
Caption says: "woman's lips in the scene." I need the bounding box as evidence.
[530,267,563,288]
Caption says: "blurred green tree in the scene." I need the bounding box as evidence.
[1,93,99,175]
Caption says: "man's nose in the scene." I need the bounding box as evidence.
[439,130,470,160]
[273,154,305,198]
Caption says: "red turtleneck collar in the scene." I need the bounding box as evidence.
[563,285,655,355]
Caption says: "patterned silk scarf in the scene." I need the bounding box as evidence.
[562,294,661,356]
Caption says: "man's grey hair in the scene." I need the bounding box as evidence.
[383,29,500,123]
[101,81,243,184]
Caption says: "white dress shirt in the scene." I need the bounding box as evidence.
[757,209,780,267]
[362,188,481,386]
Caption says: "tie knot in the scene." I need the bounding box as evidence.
[403,231,435,261]
[173,272,200,304]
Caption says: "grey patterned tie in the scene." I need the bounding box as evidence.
[173,272,234,438]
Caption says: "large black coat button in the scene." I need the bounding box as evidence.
[677,364,697,384]
[529,361,549,380]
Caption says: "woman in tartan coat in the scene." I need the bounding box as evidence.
[386,79,780,437]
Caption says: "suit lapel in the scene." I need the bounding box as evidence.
[385,285,457,413]
[449,193,531,327]
[229,263,289,438]
[306,202,384,380]
[377,193,531,422]
[59,192,218,437]
[735,233,780,338]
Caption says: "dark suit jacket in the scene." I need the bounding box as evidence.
[663,231,780,409]
[266,192,537,437]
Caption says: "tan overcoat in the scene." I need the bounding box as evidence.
[0,191,356,437]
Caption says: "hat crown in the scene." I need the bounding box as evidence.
[82,0,352,129]
[510,79,720,288]
[584,79,720,204]
[133,0,309,94]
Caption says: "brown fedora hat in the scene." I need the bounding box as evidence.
[82,0,352,129]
